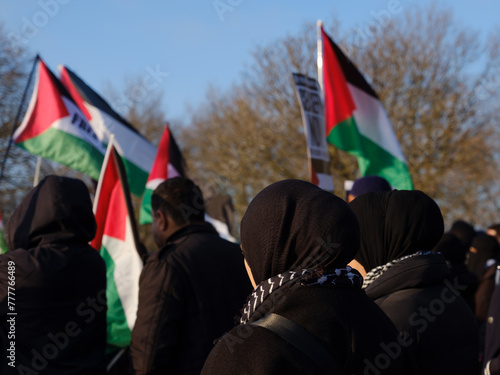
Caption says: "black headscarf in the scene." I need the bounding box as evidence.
[349,190,444,272]
[449,220,476,249]
[433,232,467,265]
[240,179,360,285]
[6,175,96,250]
[467,233,500,279]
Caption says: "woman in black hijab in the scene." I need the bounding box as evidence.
[202,180,417,375]
[349,190,479,375]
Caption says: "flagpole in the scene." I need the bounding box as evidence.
[106,348,125,372]
[93,134,115,213]
[0,55,39,187]
[33,156,42,187]
[317,20,324,99]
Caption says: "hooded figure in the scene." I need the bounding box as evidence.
[468,234,500,280]
[0,176,106,374]
[202,179,417,375]
[450,219,476,250]
[433,232,478,311]
[349,190,478,375]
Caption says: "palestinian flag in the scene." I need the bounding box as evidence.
[14,58,105,180]
[139,124,185,224]
[319,25,413,189]
[0,210,7,254]
[59,65,157,196]
[90,141,145,351]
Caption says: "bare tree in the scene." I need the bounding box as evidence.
[182,6,500,229]
[0,23,40,218]
[347,6,500,226]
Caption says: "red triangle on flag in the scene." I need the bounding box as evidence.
[15,59,70,143]
[91,144,145,259]
[59,65,93,121]
[147,124,185,183]
[321,26,357,136]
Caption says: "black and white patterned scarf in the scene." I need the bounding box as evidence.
[240,267,362,324]
[362,250,435,289]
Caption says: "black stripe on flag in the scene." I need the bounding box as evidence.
[323,31,379,100]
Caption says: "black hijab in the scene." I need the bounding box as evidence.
[349,190,444,272]
[449,220,476,249]
[6,175,96,250]
[433,232,467,265]
[240,179,360,285]
[467,233,500,279]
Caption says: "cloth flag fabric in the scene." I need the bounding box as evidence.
[0,210,7,254]
[14,58,105,180]
[139,124,185,224]
[319,26,413,190]
[90,141,145,351]
[59,65,157,196]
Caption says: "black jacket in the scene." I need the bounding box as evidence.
[0,176,107,374]
[485,281,500,374]
[202,284,418,374]
[365,254,479,375]
[130,223,252,375]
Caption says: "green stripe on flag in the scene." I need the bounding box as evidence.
[16,128,104,181]
[328,118,413,190]
[122,158,149,197]
[101,246,132,351]
[0,230,7,254]
[139,187,154,225]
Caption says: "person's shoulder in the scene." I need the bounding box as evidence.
[202,323,286,374]
[0,248,40,285]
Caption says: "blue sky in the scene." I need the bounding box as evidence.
[1,0,499,125]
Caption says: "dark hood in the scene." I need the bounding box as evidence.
[349,190,444,271]
[6,175,96,250]
[467,233,500,278]
[240,179,360,285]
[433,232,467,265]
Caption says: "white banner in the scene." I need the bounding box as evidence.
[292,73,333,191]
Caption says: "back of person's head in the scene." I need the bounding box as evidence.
[348,175,391,202]
[487,223,500,244]
[433,232,467,265]
[449,220,476,249]
[468,233,500,278]
[240,179,360,285]
[349,190,444,271]
[152,177,205,226]
[6,175,96,250]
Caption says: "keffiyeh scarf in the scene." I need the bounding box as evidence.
[362,250,435,289]
[240,267,362,324]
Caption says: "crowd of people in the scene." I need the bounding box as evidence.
[1,174,500,374]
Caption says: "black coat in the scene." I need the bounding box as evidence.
[0,176,107,374]
[130,223,252,375]
[365,254,479,375]
[485,282,500,374]
[202,284,418,375]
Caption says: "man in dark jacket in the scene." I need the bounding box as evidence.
[0,175,107,374]
[130,177,252,375]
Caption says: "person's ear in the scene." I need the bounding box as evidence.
[156,209,168,231]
